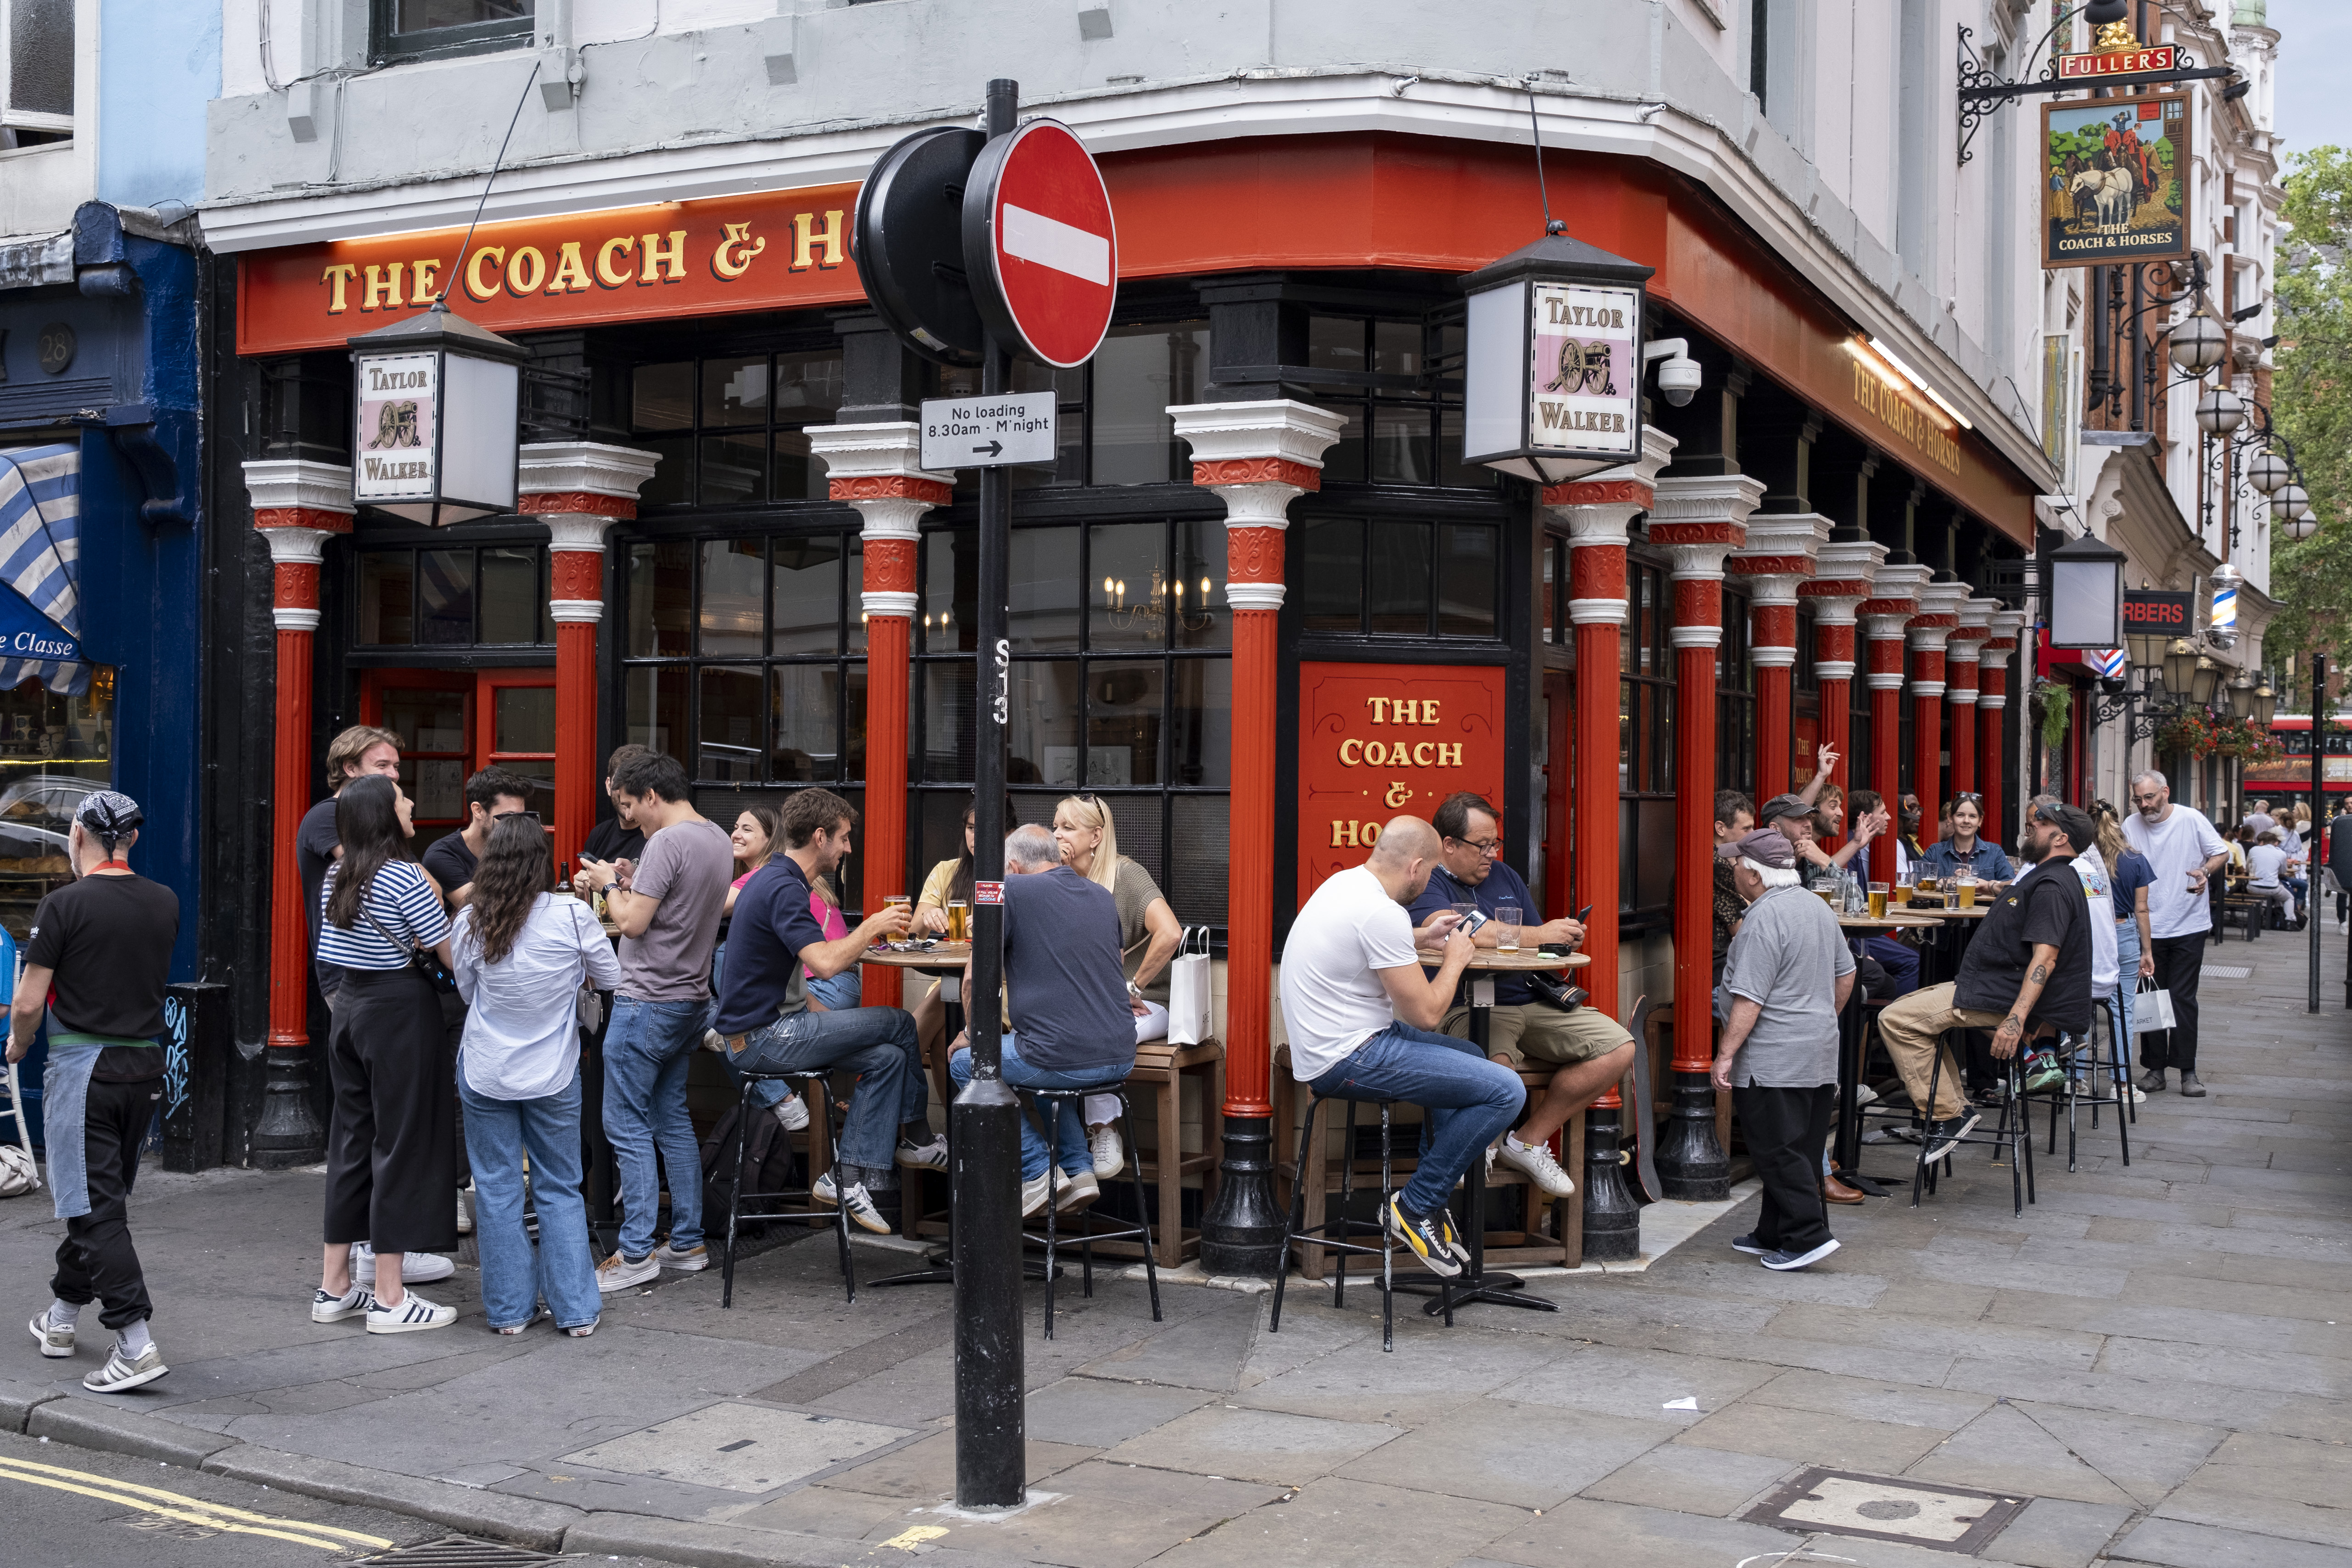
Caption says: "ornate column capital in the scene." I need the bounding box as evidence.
[1728,510,1828,583]
[1652,472,1761,652]
[1169,400,1347,611]
[246,461,354,633]
[1539,427,1679,549]
[517,441,662,626]
[804,422,953,620]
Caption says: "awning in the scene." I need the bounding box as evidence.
[0,444,90,695]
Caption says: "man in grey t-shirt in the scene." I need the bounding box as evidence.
[575,752,735,1289]
[1712,829,1857,1273]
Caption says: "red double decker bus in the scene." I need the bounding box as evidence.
[2242,714,2352,812]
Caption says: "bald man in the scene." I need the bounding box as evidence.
[1277,817,1525,1279]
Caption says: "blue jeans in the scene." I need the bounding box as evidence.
[2113,918,2141,1047]
[728,1005,921,1175]
[1308,1023,1522,1216]
[460,1068,600,1331]
[1863,934,1920,997]
[809,969,863,1012]
[949,1037,1116,1180]
[708,944,874,1113]
[602,995,709,1260]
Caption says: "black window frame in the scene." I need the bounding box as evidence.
[370,0,534,65]
[348,542,554,649]
[1619,553,1676,931]
[611,348,848,512]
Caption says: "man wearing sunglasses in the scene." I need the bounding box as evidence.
[422,768,539,912]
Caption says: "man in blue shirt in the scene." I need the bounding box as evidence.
[1405,792,1634,1199]
[713,788,918,1234]
[1919,792,2015,882]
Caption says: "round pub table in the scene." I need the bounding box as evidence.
[1399,946,1594,1317]
[1829,909,1940,1188]
[858,943,982,1289]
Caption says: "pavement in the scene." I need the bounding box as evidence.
[2,927,2347,1568]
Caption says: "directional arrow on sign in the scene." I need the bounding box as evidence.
[973,440,1003,457]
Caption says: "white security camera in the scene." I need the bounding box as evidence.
[1657,356,1701,406]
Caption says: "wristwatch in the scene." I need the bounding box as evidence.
[1127,981,1144,1000]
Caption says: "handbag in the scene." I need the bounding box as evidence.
[1525,968,1589,1013]
[569,900,606,1034]
[361,899,459,997]
[2133,973,2176,1034]
[1166,926,1213,1045]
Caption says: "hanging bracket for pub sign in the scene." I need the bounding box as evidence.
[1956,0,2235,169]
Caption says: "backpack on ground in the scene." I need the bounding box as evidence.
[700,1103,799,1237]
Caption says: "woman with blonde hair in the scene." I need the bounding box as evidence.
[1050,792,1183,1175]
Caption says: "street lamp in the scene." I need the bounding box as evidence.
[2253,679,2279,728]
[348,302,526,525]
[2247,449,2293,495]
[1460,232,1655,484]
[2195,388,2245,437]
[2045,530,2127,649]
[2162,638,2202,700]
[2192,655,2223,708]
[2284,508,2319,541]
[2167,313,2228,375]
[2271,483,2310,520]
[2228,671,2257,720]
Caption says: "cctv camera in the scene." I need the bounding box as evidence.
[1657,355,1701,407]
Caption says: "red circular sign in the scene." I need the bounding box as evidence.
[971,120,1117,368]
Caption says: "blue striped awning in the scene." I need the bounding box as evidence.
[0,444,88,695]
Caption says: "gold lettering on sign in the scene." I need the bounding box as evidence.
[466,248,505,302]
[547,242,594,294]
[792,211,846,271]
[1850,360,1963,476]
[595,236,636,289]
[640,231,689,283]
[1385,780,1414,809]
[321,264,356,314]
[362,263,404,312]
[713,222,767,280]
[505,246,548,294]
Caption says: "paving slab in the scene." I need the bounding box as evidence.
[1743,1367,1995,1431]
[1672,1399,1948,1468]
[1331,1396,1673,1510]
[2111,1515,2352,1568]
[1979,1497,2135,1568]
[812,1430,1098,1502]
[1501,1341,1780,1427]
[880,1459,1287,1568]
[1901,1401,2134,1506]
[1577,1442,1796,1517]
[1472,1494,1797,1568]
[1149,1473,1528,1568]
[1100,1404,1403,1486]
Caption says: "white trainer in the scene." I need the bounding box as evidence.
[595,1250,660,1293]
[770,1093,811,1132]
[812,1171,893,1233]
[1088,1123,1124,1179]
[310,1286,372,1324]
[82,1341,168,1391]
[455,1188,474,1236]
[365,1292,457,1334]
[352,1242,455,1286]
[1495,1134,1577,1197]
[1019,1172,1053,1217]
[1055,1169,1101,1213]
[28,1310,73,1358]
[896,1134,949,1170]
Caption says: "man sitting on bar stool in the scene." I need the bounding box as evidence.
[1407,791,1632,1200]
[1873,802,2094,1166]
[1278,817,1522,1280]
[1710,828,1855,1271]
[947,824,1136,1219]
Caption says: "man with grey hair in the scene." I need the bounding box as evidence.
[2122,770,2228,1096]
[948,823,1135,1217]
[1711,829,1855,1271]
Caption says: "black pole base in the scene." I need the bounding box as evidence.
[1198,1113,1285,1277]
[1581,1102,1641,1262]
[951,1076,1026,1511]
[249,1045,326,1169]
[1654,1070,1730,1202]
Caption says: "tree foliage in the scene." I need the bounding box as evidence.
[2268,146,2352,664]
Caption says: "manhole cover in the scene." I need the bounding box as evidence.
[2202,965,2253,979]
[560,1402,911,1494]
[1743,1467,2027,1553]
[354,1539,573,1566]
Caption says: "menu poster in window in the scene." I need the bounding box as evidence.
[1297,662,1507,906]
[414,759,464,821]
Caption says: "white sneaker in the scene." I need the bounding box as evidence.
[455,1189,474,1236]
[896,1134,949,1170]
[1854,1084,1880,1107]
[1020,1172,1053,1217]
[812,1171,893,1234]
[83,1341,168,1391]
[1055,1169,1101,1213]
[366,1292,457,1334]
[652,1242,708,1272]
[770,1093,811,1132]
[352,1242,455,1287]
[1495,1134,1576,1197]
[596,1250,660,1293]
[310,1286,372,1324]
[701,1028,729,1054]
[1088,1123,1124,1179]
[28,1310,73,1358]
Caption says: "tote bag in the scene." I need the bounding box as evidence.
[2133,974,2177,1035]
[1167,927,1214,1046]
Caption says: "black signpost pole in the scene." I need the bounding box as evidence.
[2313,653,2326,1016]
[951,74,1027,1517]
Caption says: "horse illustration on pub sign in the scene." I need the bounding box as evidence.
[2042,92,2190,268]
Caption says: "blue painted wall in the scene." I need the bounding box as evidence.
[96,0,218,212]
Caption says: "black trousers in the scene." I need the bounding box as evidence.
[2145,933,2206,1074]
[51,1077,160,1330]
[325,967,457,1254]
[1732,1082,1837,1256]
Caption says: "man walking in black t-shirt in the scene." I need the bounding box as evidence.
[11,791,180,1392]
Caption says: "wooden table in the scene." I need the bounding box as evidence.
[1399,948,1593,1317]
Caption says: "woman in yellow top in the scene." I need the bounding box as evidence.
[1050,792,1183,1179]
[907,799,982,1072]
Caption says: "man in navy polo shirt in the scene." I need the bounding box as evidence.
[1406,791,1634,1198]
[713,788,918,1234]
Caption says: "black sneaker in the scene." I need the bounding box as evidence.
[1730,1233,1770,1256]
[1921,1112,1981,1164]
[1383,1195,1464,1278]
[1761,1238,1841,1272]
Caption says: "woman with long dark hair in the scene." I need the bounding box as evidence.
[311,775,459,1334]
[451,814,621,1336]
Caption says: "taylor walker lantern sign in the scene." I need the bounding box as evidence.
[348,301,526,526]
[1460,232,1652,485]
[2041,92,2190,268]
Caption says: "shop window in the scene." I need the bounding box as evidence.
[621,351,843,508]
[911,518,1230,936]
[1298,517,1499,640]
[0,669,111,938]
[370,0,531,62]
[1303,316,1492,489]
[354,546,549,646]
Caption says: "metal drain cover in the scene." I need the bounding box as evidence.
[354,1538,573,1566]
[1744,1467,2027,1553]
[2202,965,2253,979]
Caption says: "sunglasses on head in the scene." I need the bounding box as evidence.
[493,809,543,825]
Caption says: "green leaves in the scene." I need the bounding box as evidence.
[2269,146,2352,664]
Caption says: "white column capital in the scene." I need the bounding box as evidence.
[1728,509,1829,573]
[256,525,335,567]
[517,440,663,501]
[1814,660,1855,679]
[806,422,954,545]
[542,516,615,553]
[1667,541,1739,581]
[243,459,357,518]
[1988,608,2029,641]
[1751,647,1798,668]
[1542,427,1679,546]
[1171,400,1346,615]
[1652,471,1767,532]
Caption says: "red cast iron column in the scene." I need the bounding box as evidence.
[1944,598,1995,800]
[1859,563,1931,884]
[1801,537,1886,842]
[1729,512,1828,800]
[1651,471,1760,1203]
[245,460,354,1168]
[1907,580,1972,849]
[808,425,952,1009]
[1979,610,2026,843]
[517,444,661,874]
[1169,400,1346,1277]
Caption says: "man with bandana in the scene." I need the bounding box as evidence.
[11,792,180,1392]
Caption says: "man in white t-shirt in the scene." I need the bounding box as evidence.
[2120,770,2230,1097]
[1279,817,1519,1279]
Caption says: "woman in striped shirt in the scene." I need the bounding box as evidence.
[310,775,461,1335]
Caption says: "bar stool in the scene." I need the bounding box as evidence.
[1270,1092,1451,1354]
[1911,1041,2033,1216]
[1022,1079,1161,1339]
[721,1069,854,1308]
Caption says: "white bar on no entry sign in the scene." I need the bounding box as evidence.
[1002,203,1111,286]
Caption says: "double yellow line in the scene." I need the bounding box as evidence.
[0,1452,394,1553]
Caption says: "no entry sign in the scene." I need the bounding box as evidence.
[962,119,1117,368]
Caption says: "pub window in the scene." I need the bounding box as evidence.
[354,545,551,646]
[910,518,1231,936]
[1619,559,1675,927]
[617,350,844,509]
[370,0,533,63]
[1300,517,1500,639]
[1716,586,1756,801]
[1303,316,1492,489]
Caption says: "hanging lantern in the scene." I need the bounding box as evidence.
[1460,232,1655,484]
[2194,387,2245,437]
[2253,679,2278,728]
[2166,313,2228,375]
[2191,655,2223,708]
[2284,510,2318,541]
[2161,637,2201,699]
[2227,671,2257,720]
[2246,449,2293,495]
[2044,530,2127,649]
[348,302,526,526]
[2270,483,2310,520]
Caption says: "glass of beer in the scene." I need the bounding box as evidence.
[1869,882,1889,920]
[1956,871,1977,910]
[946,899,969,942]
[1495,905,1522,952]
[1916,873,1938,896]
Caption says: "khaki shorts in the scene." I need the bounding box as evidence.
[1442,1001,1632,1069]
